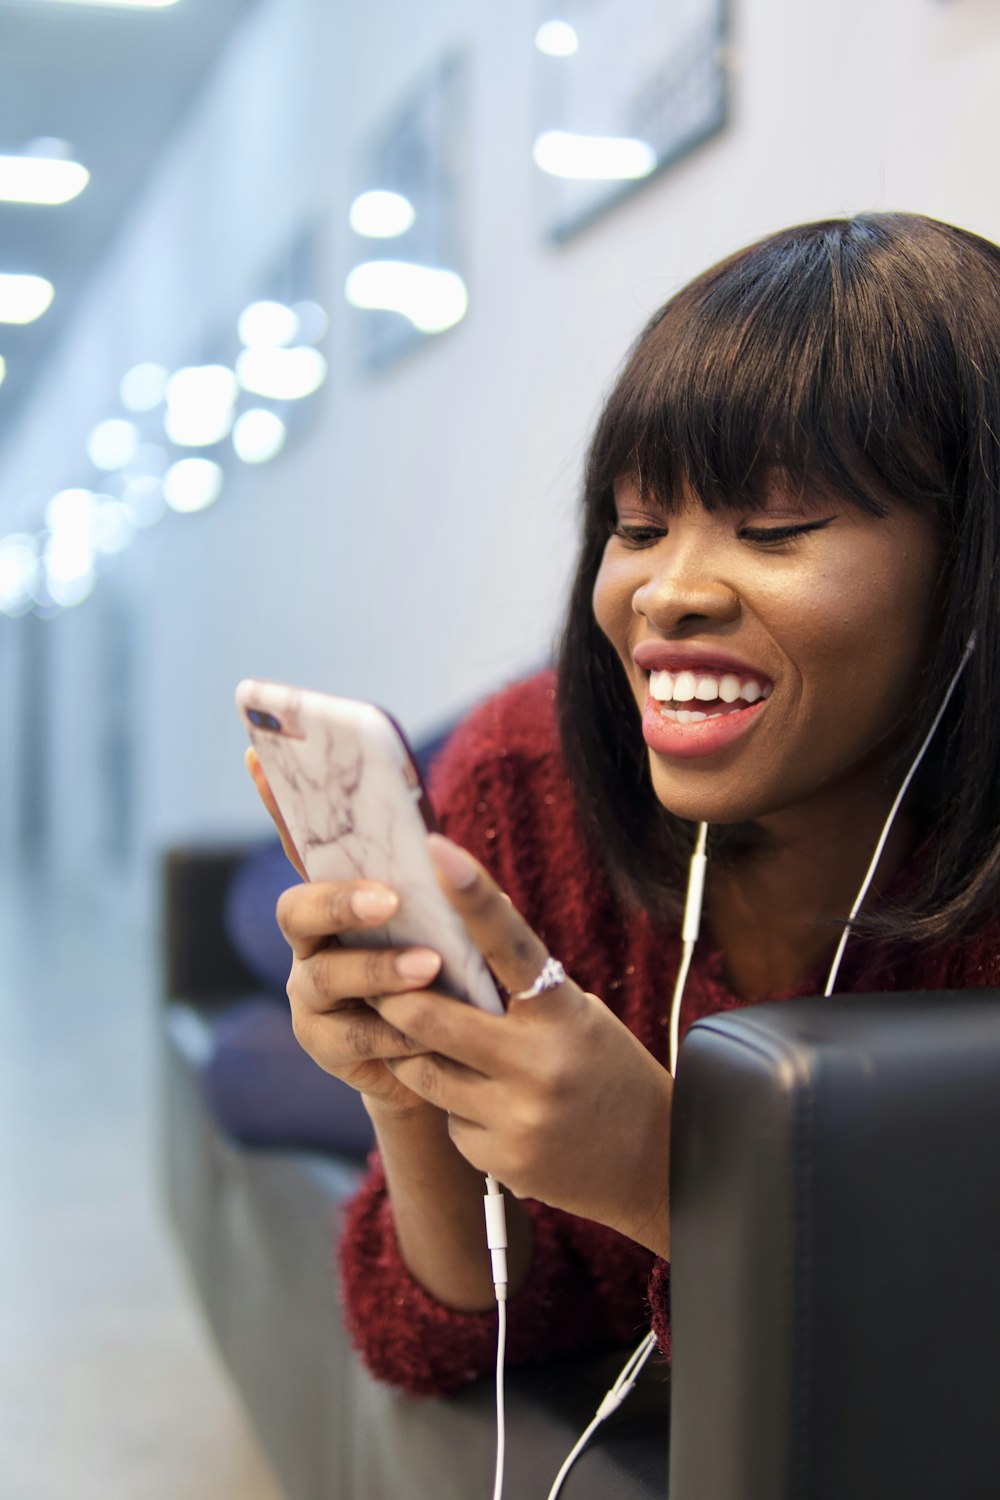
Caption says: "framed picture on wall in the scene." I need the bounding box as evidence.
[532,0,730,242]
[346,53,470,372]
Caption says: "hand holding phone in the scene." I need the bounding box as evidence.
[237,679,502,1016]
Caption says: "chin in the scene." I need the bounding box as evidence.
[647,757,772,828]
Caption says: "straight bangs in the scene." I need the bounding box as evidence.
[585,217,964,529]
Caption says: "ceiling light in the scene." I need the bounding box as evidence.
[349,190,416,239]
[233,409,286,464]
[535,20,580,57]
[43,490,96,604]
[237,300,298,348]
[532,130,657,180]
[120,361,168,412]
[44,565,95,609]
[0,355,5,388]
[44,487,96,536]
[0,153,89,206]
[164,364,237,447]
[235,346,327,401]
[87,418,140,471]
[163,458,223,514]
[0,274,54,325]
[344,261,468,334]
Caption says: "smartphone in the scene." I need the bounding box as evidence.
[236,679,503,1014]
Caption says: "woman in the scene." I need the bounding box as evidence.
[249,211,1000,1395]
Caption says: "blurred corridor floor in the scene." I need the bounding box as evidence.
[0,867,285,1500]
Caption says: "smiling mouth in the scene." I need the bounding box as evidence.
[647,668,773,723]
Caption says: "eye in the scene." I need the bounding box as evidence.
[610,522,666,550]
[738,516,837,547]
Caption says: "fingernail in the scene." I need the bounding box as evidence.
[395,948,442,982]
[351,887,399,921]
[427,834,478,890]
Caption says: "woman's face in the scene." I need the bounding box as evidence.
[592,476,943,828]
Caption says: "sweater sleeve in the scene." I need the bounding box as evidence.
[337,678,658,1394]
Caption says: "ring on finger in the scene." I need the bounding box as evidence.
[509,956,566,1001]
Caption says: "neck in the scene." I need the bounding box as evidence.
[706,779,918,1001]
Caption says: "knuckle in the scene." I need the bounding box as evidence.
[323,884,351,930]
[414,1055,440,1098]
[402,993,437,1037]
[363,946,392,994]
[508,931,540,971]
[465,882,499,923]
[344,1013,376,1060]
[274,886,300,935]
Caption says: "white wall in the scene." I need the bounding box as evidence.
[2,0,1000,897]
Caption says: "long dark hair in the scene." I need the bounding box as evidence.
[557,212,1000,941]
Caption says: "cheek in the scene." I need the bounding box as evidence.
[777,538,941,727]
[591,549,633,655]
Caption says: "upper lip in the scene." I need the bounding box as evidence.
[632,641,774,684]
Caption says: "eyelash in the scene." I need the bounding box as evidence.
[610,518,835,550]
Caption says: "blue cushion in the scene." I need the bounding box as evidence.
[201,998,375,1157]
[223,841,302,993]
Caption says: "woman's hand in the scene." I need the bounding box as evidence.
[370,834,674,1259]
[245,747,444,1120]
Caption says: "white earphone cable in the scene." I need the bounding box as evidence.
[545,1331,659,1500]
[823,632,976,996]
[484,1173,508,1500]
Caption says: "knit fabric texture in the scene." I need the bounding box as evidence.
[338,669,1000,1395]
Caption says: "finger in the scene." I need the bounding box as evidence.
[298,944,443,1011]
[369,987,504,1074]
[245,747,308,880]
[292,997,424,1069]
[426,834,563,1003]
[276,880,399,960]
[384,1049,494,1121]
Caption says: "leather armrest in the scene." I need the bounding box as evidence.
[668,990,1000,1500]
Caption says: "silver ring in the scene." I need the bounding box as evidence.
[510,957,567,1001]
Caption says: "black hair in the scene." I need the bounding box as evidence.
[556,212,1000,941]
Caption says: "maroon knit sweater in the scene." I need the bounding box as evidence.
[339,670,1000,1396]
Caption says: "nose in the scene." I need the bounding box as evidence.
[631,532,740,635]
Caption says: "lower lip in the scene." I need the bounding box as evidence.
[641,697,769,758]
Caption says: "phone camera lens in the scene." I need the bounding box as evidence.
[247,708,282,732]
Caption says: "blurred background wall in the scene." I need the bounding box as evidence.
[1,0,1000,912]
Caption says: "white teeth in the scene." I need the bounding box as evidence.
[648,664,773,709]
[663,707,728,723]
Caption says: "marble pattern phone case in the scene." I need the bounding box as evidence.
[236,679,503,1014]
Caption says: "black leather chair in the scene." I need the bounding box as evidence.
[669,991,1000,1500]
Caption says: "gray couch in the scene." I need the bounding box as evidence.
[160,840,1000,1499]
